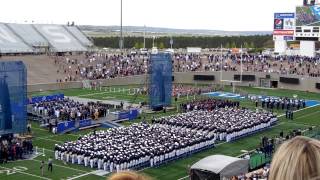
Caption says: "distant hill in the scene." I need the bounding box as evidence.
[79,25,272,37]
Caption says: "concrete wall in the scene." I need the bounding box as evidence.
[28,72,320,94]
[28,81,82,92]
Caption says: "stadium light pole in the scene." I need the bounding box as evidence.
[120,0,124,51]
[144,25,146,49]
[220,44,223,82]
[240,44,243,82]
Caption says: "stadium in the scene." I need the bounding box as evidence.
[1,0,320,180]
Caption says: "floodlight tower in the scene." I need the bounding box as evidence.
[144,25,146,49]
[119,0,124,50]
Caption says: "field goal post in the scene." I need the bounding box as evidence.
[82,80,91,89]
[219,44,243,93]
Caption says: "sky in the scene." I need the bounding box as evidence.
[0,0,302,31]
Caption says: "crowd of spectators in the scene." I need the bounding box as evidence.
[53,53,148,82]
[0,137,33,163]
[52,53,320,83]
[173,54,202,72]
[31,98,109,121]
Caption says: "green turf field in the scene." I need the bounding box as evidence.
[1,86,318,180]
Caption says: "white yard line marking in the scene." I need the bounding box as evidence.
[42,148,54,152]
[276,104,320,118]
[0,166,52,180]
[35,137,64,143]
[295,110,320,120]
[177,176,189,180]
[31,159,88,173]
[63,133,82,137]
[77,91,113,97]
[32,127,49,131]
[66,171,93,180]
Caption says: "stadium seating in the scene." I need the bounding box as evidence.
[3,55,66,84]
[0,23,92,53]
[0,23,33,53]
[33,24,87,52]
[65,26,93,47]
[7,24,49,50]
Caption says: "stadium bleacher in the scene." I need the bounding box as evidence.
[0,23,92,54]
[65,26,93,47]
[0,23,33,53]
[33,24,88,52]
[7,24,49,50]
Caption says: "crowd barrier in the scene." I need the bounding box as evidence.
[56,120,76,134]
[79,119,92,128]
[27,72,320,94]
[56,119,92,134]
[118,109,139,120]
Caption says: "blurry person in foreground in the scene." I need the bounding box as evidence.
[269,136,320,180]
[108,171,151,180]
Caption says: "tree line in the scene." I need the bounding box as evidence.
[92,35,273,49]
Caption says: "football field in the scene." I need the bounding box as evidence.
[1,86,319,180]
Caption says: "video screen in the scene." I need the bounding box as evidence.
[296,5,320,26]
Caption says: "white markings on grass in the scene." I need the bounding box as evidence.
[32,127,49,131]
[273,104,320,118]
[31,159,88,173]
[77,91,113,97]
[295,110,320,120]
[66,171,93,180]
[0,166,52,180]
[177,176,189,180]
[36,137,64,143]
[33,127,80,137]
[92,170,110,176]
[0,166,28,175]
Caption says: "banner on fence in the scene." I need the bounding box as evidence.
[118,109,139,120]
[79,119,92,128]
[56,120,75,133]
[29,94,64,104]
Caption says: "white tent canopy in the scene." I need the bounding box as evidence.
[187,47,202,54]
[190,155,249,180]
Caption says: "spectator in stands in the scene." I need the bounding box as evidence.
[108,171,151,180]
[0,137,33,163]
[269,136,320,180]
[51,52,320,82]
